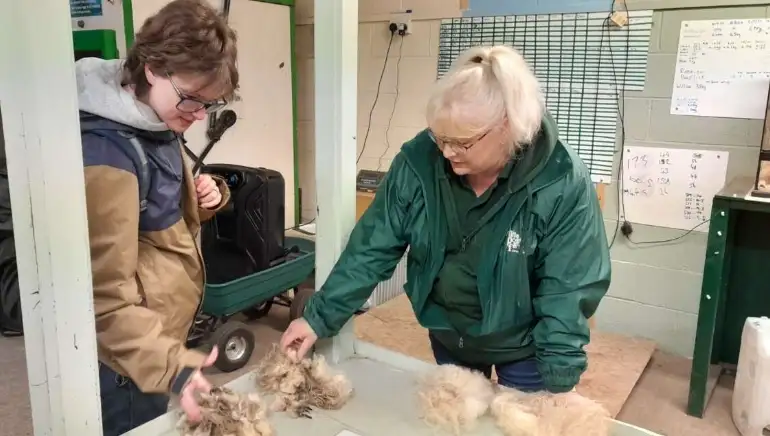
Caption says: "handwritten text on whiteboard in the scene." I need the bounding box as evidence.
[622,146,728,231]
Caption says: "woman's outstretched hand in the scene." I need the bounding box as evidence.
[280,317,318,361]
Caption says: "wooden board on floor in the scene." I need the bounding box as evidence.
[354,294,656,418]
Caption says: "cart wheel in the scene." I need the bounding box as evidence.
[209,321,255,373]
[289,287,314,322]
[242,299,273,320]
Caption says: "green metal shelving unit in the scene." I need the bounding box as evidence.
[687,176,770,417]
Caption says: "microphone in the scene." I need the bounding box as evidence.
[216,109,237,132]
[209,109,237,141]
[195,109,238,173]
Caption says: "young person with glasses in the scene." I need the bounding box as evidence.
[75,0,238,434]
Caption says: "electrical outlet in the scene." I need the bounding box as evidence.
[389,9,413,35]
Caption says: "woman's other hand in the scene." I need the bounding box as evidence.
[280,317,318,361]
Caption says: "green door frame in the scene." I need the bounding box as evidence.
[251,0,301,226]
[123,0,301,225]
[122,0,135,50]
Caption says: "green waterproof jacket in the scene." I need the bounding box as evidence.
[303,114,611,392]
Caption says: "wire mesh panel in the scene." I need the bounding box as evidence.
[437,11,654,183]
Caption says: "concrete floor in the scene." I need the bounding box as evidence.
[0,305,741,435]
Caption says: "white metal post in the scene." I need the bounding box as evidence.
[0,1,102,435]
[313,0,359,363]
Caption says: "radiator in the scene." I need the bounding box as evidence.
[364,251,408,308]
[293,223,408,309]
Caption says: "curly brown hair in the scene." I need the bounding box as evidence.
[123,0,239,101]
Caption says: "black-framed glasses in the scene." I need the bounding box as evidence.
[427,129,490,154]
[167,74,227,114]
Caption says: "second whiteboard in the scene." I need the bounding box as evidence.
[622,146,729,232]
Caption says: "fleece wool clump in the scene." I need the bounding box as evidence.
[176,387,274,436]
[254,345,354,418]
[417,364,611,436]
[416,364,497,435]
[490,388,611,436]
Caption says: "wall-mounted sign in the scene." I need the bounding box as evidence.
[70,0,103,18]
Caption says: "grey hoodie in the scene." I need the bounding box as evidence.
[75,57,169,132]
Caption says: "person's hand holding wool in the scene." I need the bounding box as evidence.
[179,347,219,423]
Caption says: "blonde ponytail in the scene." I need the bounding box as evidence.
[426,45,545,154]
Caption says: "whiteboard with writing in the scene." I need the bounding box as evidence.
[670,18,770,119]
[622,146,729,232]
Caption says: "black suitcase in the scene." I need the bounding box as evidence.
[200,164,286,284]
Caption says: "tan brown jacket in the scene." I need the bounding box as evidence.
[82,118,230,395]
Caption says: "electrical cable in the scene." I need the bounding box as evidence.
[605,0,702,246]
[357,28,397,164]
[376,35,404,172]
[285,216,316,234]
[626,219,710,245]
[222,0,232,22]
[603,0,630,249]
[299,29,398,232]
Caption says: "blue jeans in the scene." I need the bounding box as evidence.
[99,363,169,436]
[429,332,545,392]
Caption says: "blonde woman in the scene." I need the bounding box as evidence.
[281,45,611,394]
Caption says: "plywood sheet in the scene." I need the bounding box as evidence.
[618,352,735,436]
[354,294,656,418]
[356,192,375,222]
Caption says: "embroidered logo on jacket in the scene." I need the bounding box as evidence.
[505,230,522,253]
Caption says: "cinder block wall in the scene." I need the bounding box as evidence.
[294,1,767,357]
[294,1,461,220]
[598,5,765,356]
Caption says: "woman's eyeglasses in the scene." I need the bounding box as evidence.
[167,74,227,114]
[427,129,490,154]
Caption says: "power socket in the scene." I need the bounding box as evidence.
[620,220,634,237]
[389,9,413,35]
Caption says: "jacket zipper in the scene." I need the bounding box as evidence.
[185,226,206,343]
[180,136,207,343]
